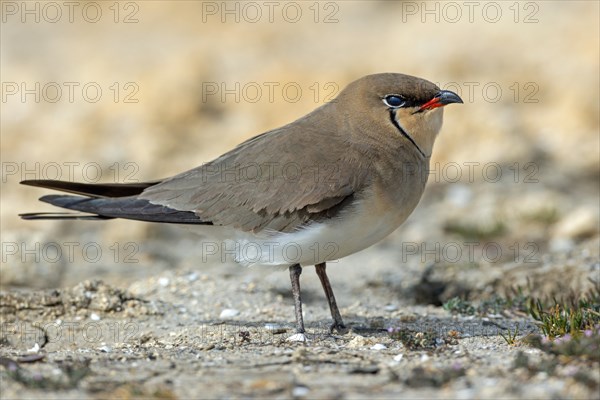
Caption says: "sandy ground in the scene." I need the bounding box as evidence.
[1,1,599,399]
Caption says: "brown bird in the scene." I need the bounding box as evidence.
[20,73,462,341]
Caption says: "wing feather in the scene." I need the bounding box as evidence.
[141,110,374,232]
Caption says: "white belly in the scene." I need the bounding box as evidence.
[188,189,421,268]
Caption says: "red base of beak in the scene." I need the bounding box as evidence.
[419,97,444,111]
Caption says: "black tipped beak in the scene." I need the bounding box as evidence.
[418,90,463,112]
[436,90,463,105]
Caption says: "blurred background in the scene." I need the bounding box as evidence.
[1,1,598,296]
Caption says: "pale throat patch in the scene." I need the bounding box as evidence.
[394,108,443,157]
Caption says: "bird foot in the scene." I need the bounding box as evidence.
[330,323,348,335]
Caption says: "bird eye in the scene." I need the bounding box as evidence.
[383,95,405,108]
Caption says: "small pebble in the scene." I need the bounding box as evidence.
[264,323,287,334]
[219,309,240,319]
[26,343,40,353]
[292,386,310,397]
[158,277,170,287]
[287,333,308,342]
[90,313,100,321]
[371,343,387,350]
[347,335,368,348]
[553,206,598,239]
[187,272,199,282]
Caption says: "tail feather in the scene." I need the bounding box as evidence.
[20,179,212,225]
[19,212,113,221]
[20,179,161,198]
[21,194,209,224]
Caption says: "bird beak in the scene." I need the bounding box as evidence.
[419,90,463,112]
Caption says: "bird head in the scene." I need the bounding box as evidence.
[337,73,463,158]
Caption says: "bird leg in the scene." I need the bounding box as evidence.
[315,262,346,333]
[289,264,305,334]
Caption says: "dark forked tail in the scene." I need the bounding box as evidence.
[21,179,161,197]
[20,179,209,225]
